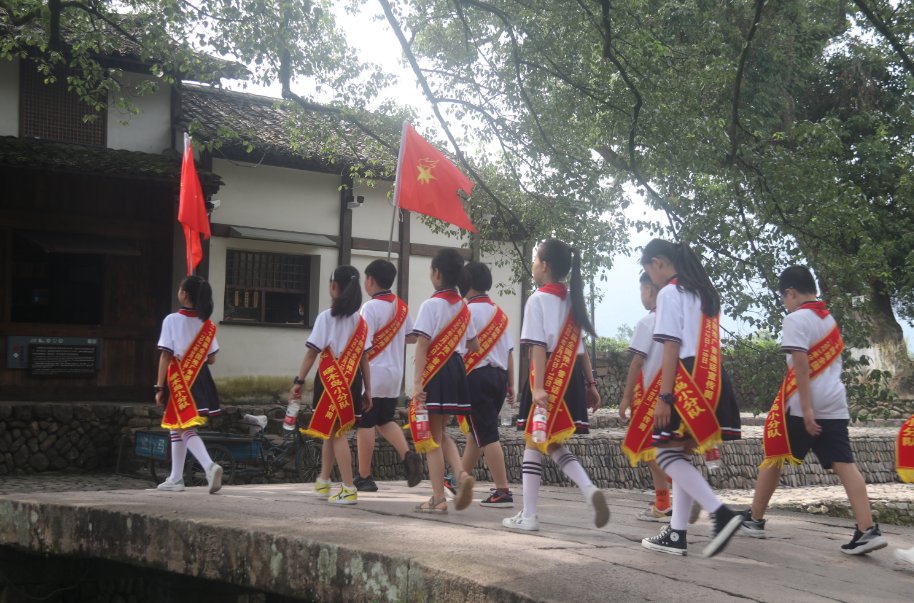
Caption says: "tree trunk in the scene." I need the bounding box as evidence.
[847,282,914,396]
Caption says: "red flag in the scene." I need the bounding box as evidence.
[178,134,210,275]
[395,123,476,232]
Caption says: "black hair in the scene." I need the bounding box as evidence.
[639,239,720,317]
[180,275,214,321]
[778,266,817,295]
[330,265,362,317]
[536,238,595,337]
[431,248,465,289]
[464,261,492,293]
[639,272,655,287]
[364,259,396,290]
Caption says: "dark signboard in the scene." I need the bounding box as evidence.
[7,336,102,375]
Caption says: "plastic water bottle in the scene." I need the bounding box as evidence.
[531,405,548,444]
[704,447,721,472]
[415,402,430,442]
[283,399,301,433]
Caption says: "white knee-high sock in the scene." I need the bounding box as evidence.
[657,447,721,513]
[522,448,543,518]
[168,430,187,482]
[670,479,694,531]
[550,447,593,495]
[182,430,214,470]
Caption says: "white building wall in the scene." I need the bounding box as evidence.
[351,180,398,243]
[106,74,172,153]
[0,58,19,137]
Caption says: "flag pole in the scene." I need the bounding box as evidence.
[388,122,408,262]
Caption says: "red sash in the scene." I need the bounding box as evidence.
[409,302,470,453]
[161,320,216,430]
[761,325,844,468]
[668,312,724,452]
[367,295,409,361]
[524,311,579,452]
[622,370,662,466]
[302,317,368,439]
[459,300,509,433]
[898,415,914,483]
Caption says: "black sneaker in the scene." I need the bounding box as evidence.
[403,451,423,488]
[353,475,378,492]
[703,504,743,558]
[641,525,687,556]
[741,515,767,539]
[841,523,887,555]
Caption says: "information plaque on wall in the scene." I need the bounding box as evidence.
[7,336,102,375]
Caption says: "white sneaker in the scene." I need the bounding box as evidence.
[584,485,610,528]
[206,463,223,494]
[157,478,185,492]
[502,511,539,531]
[895,547,914,567]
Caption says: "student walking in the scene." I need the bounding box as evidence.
[354,259,423,491]
[154,275,223,494]
[638,239,742,557]
[503,239,609,531]
[742,266,887,555]
[410,249,479,513]
[292,265,372,505]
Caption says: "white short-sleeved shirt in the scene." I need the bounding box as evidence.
[360,291,414,398]
[629,311,661,384]
[781,306,848,419]
[411,289,477,355]
[520,288,586,355]
[157,309,219,359]
[653,283,705,358]
[306,309,372,358]
[466,295,514,370]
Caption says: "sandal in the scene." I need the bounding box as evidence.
[415,496,448,514]
[454,471,475,511]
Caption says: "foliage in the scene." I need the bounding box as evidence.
[722,333,784,416]
[215,375,310,404]
[594,335,629,354]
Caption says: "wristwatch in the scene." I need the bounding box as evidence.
[153,385,165,393]
[659,392,675,406]
[293,376,305,386]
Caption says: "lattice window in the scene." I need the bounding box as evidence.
[19,61,106,146]
[223,250,311,325]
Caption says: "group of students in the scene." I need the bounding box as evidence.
[153,236,912,564]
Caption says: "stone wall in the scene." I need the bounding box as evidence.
[0,402,903,493]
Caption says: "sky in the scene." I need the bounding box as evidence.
[223,2,914,348]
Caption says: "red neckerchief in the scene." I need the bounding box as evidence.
[538,283,568,300]
[372,290,396,302]
[467,294,494,305]
[668,276,679,286]
[799,300,830,319]
[432,288,462,304]
[178,308,199,317]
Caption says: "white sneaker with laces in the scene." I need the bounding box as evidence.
[206,463,223,494]
[895,547,914,567]
[502,512,539,531]
[157,478,185,492]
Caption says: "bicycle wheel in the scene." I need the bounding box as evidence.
[294,440,321,483]
[185,444,236,487]
[149,458,171,484]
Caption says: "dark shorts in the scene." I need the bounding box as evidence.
[424,354,471,416]
[467,365,508,447]
[653,357,741,445]
[786,415,853,469]
[358,397,399,428]
[517,356,589,435]
[313,369,364,419]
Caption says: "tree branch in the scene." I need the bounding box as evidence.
[727,0,767,164]
[853,0,914,79]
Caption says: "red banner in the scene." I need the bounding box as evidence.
[670,313,723,453]
[368,297,409,361]
[622,371,662,466]
[161,320,216,430]
[897,414,914,483]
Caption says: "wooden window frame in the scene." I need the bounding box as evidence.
[222,249,314,328]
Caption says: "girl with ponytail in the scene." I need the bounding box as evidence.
[290,265,373,505]
[638,239,742,558]
[154,275,224,494]
[503,238,610,532]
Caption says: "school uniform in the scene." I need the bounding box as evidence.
[307,309,372,419]
[157,308,221,417]
[359,290,414,427]
[410,288,477,415]
[628,311,661,387]
[780,303,852,469]
[651,283,740,444]
[465,294,513,447]
[516,287,589,434]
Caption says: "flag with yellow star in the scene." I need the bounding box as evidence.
[395,123,476,232]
